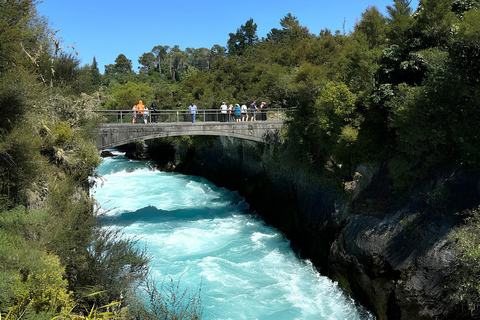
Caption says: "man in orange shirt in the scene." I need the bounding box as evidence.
[137,100,145,124]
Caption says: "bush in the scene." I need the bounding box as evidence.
[449,206,480,314]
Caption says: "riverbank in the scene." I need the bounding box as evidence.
[122,136,480,319]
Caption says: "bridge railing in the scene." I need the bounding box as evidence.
[92,108,292,124]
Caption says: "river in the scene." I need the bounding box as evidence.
[91,151,373,319]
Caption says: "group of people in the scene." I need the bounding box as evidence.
[131,101,159,124]
[220,100,268,123]
[132,100,268,124]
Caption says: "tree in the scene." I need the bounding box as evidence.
[0,0,46,75]
[51,51,81,89]
[138,52,156,75]
[227,18,259,56]
[452,0,480,16]
[267,13,311,44]
[210,44,227,65]
[105,53,133,76]
[386,0,415,44]
[166,45,187,81]
[354,6,387,49]
[90,56,101,86]
[106,81,153,111]
[152,45,169,75]
[415,0,457,47]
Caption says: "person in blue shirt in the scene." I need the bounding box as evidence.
[189,102,197,123]
[234,104,241,122]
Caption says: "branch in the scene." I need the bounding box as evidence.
[20,42,46,85]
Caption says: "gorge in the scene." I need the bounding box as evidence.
[119,135,480,320]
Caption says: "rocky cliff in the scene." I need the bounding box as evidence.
[139,136,479,320]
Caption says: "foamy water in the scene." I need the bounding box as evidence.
[91,152,373,320]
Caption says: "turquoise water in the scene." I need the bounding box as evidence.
[91,151,373,320]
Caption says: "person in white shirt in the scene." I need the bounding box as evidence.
[189,102,197,123]
[228,104,233,122]
[220,102,228,122]
[241,104,248,121]
[144,107,149,124]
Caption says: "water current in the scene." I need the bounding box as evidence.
[91,151,373,320]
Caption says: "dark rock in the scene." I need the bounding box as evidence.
[145,135,479,320]
[100,150,115,157]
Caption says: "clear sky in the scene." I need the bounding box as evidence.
[36,0,419,73]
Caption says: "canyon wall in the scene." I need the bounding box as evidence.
[139,136,477,320]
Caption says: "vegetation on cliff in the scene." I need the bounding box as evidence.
[2,0,480,318]
[0,1,149,318]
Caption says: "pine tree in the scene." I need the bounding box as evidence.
[91,56,101,86]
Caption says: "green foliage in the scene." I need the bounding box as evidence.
[386,0,415,44]
[105,54,133,76]
[267,13,311,44]
[452,0,480,15]
[354,6,387,49]
[3,0,480,315]
[379,40,427,85]
[51,52,82,92]
[287,81,357,169]
[449,207,480,314]
[415,0,458,47]
[0,83,28,132]
[0,1,155,319]
[80,227,150,307]
[0,206,75,318]
[105,81,153,111]
[126,273,203,320]
[227,18,259,57]
[0,0,47,75]
[90,57,102,86]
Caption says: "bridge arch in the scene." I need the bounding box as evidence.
[94,122,284,150]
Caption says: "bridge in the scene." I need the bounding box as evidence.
[93,109,289,150]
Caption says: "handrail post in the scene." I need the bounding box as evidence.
[176,111,179,123]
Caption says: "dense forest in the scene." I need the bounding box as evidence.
[1,0,480,318]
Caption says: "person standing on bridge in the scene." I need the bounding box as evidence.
[260,101,267,121]
[228,104,234,122]
[144,106,149,124]
[249,100,258,121]
[241,104,248,121]
[220,102,228,122]
[235,104,241,122]
[132,104,137,124]
[151,102,158,123]
[137,100,145,124]
[189,102,197,123]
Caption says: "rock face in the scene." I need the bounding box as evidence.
[146,136,478,320]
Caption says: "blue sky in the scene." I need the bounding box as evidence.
[37,0,419,73]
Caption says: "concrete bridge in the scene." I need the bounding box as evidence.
[92,108,290,150]
[94,121,285,150]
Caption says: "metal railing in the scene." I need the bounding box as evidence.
[92,108,292,124]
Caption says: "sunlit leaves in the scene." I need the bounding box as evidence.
[0,206,74,317]
[105,81,152,111]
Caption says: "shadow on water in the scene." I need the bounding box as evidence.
[100,203,253,227]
